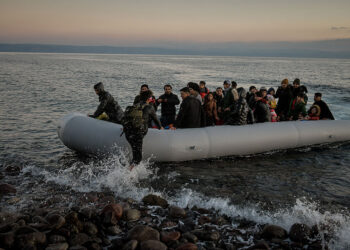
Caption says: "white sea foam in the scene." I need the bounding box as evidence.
[22,153,350,250]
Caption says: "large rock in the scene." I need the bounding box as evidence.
[161,231,181,243]
[169,206,186,218]
[106,225,122,235]
[45,242,69,250]
[101,204,123,225]
[140,240,167,250]
[182,232,198,243]
[83,222,98,235]
[49,234,66,244]
[192,230,220,241]
[247,240,270,250]
[125,209,141,221]
[69,233,89,246]
[122,240,138,250]
[176,243,198,250]
[261,224,287,239]
[289,223,311,243]
[46,214,66,229]
[142,194,168,208]
[127,225,160,242]
[16,231,47,248]
[0,184,16,194]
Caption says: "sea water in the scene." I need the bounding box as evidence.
[0,52,350,249]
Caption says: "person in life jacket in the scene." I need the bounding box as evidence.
[123,90,163,170]
[199,81,210,100]
[307,104,321,120]
[89,82,124,123]
[267,94,277,122]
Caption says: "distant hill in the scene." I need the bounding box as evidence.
[1,39,350,58]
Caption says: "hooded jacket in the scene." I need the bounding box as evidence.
[313,100,335,120]
[254,99,271,123]
[92,82,124,123]
[175,96,206,128]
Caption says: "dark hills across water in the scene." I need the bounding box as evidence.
[1,39,350,59]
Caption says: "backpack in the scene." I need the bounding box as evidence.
[122,104,145,132]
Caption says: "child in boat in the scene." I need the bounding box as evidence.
[199,81,210,100]
[267,94,277,122]
[307,105,321,120]
[203,92,219,126]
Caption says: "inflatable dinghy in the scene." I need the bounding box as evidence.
[58,113,350,162]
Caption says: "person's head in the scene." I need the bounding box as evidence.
[255,91,263,101]
[293,78,300,88]
[267,87,275,96]
[164,84,172,95]
[187,82,200,95]
[216,87,223,96]
[314,92,322,102]
[231,81,237,89]
[281,79,289,89]
[206,92,214,101]
[260,87,267,98]
[309,105,320,116]
[199,81,206,89]
[94,82,104,95]
[310,106,317,114]
[140,90,153,103]
[180,87,191,100]
[297,93,304,103]
[140,84,149,93]
[223,80,231,89]
[237,87,246,99]
[249,86,257,93]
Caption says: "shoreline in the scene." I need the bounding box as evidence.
[0,188,331,250]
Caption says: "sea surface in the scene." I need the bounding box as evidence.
[0,53,350,249]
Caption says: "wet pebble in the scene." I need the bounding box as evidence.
[169,205,187,218]
[124,209,141,221]
[140,239,167,250]
[261,224,287,240]
[142,194,168,208]
[127,225,160,242]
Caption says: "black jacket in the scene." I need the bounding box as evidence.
[254,100,271,123]
[175,96,206,128]
[156,93,180,116]
[313,100,334,120]
[92,91,124,123]
[275,85,293,118]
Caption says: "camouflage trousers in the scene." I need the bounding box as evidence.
[125,131,145,165]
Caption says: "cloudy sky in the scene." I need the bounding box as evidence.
[1,0,350,46]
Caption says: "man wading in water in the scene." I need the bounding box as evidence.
[122,90,163,170]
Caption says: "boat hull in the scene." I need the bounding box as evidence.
[58,113,350,162]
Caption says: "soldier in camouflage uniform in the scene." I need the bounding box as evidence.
[124,90,163,169]
[90,82,124,123]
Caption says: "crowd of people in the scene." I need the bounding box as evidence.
[89,79,335,168]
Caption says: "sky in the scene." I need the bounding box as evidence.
[1,0,350,47]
